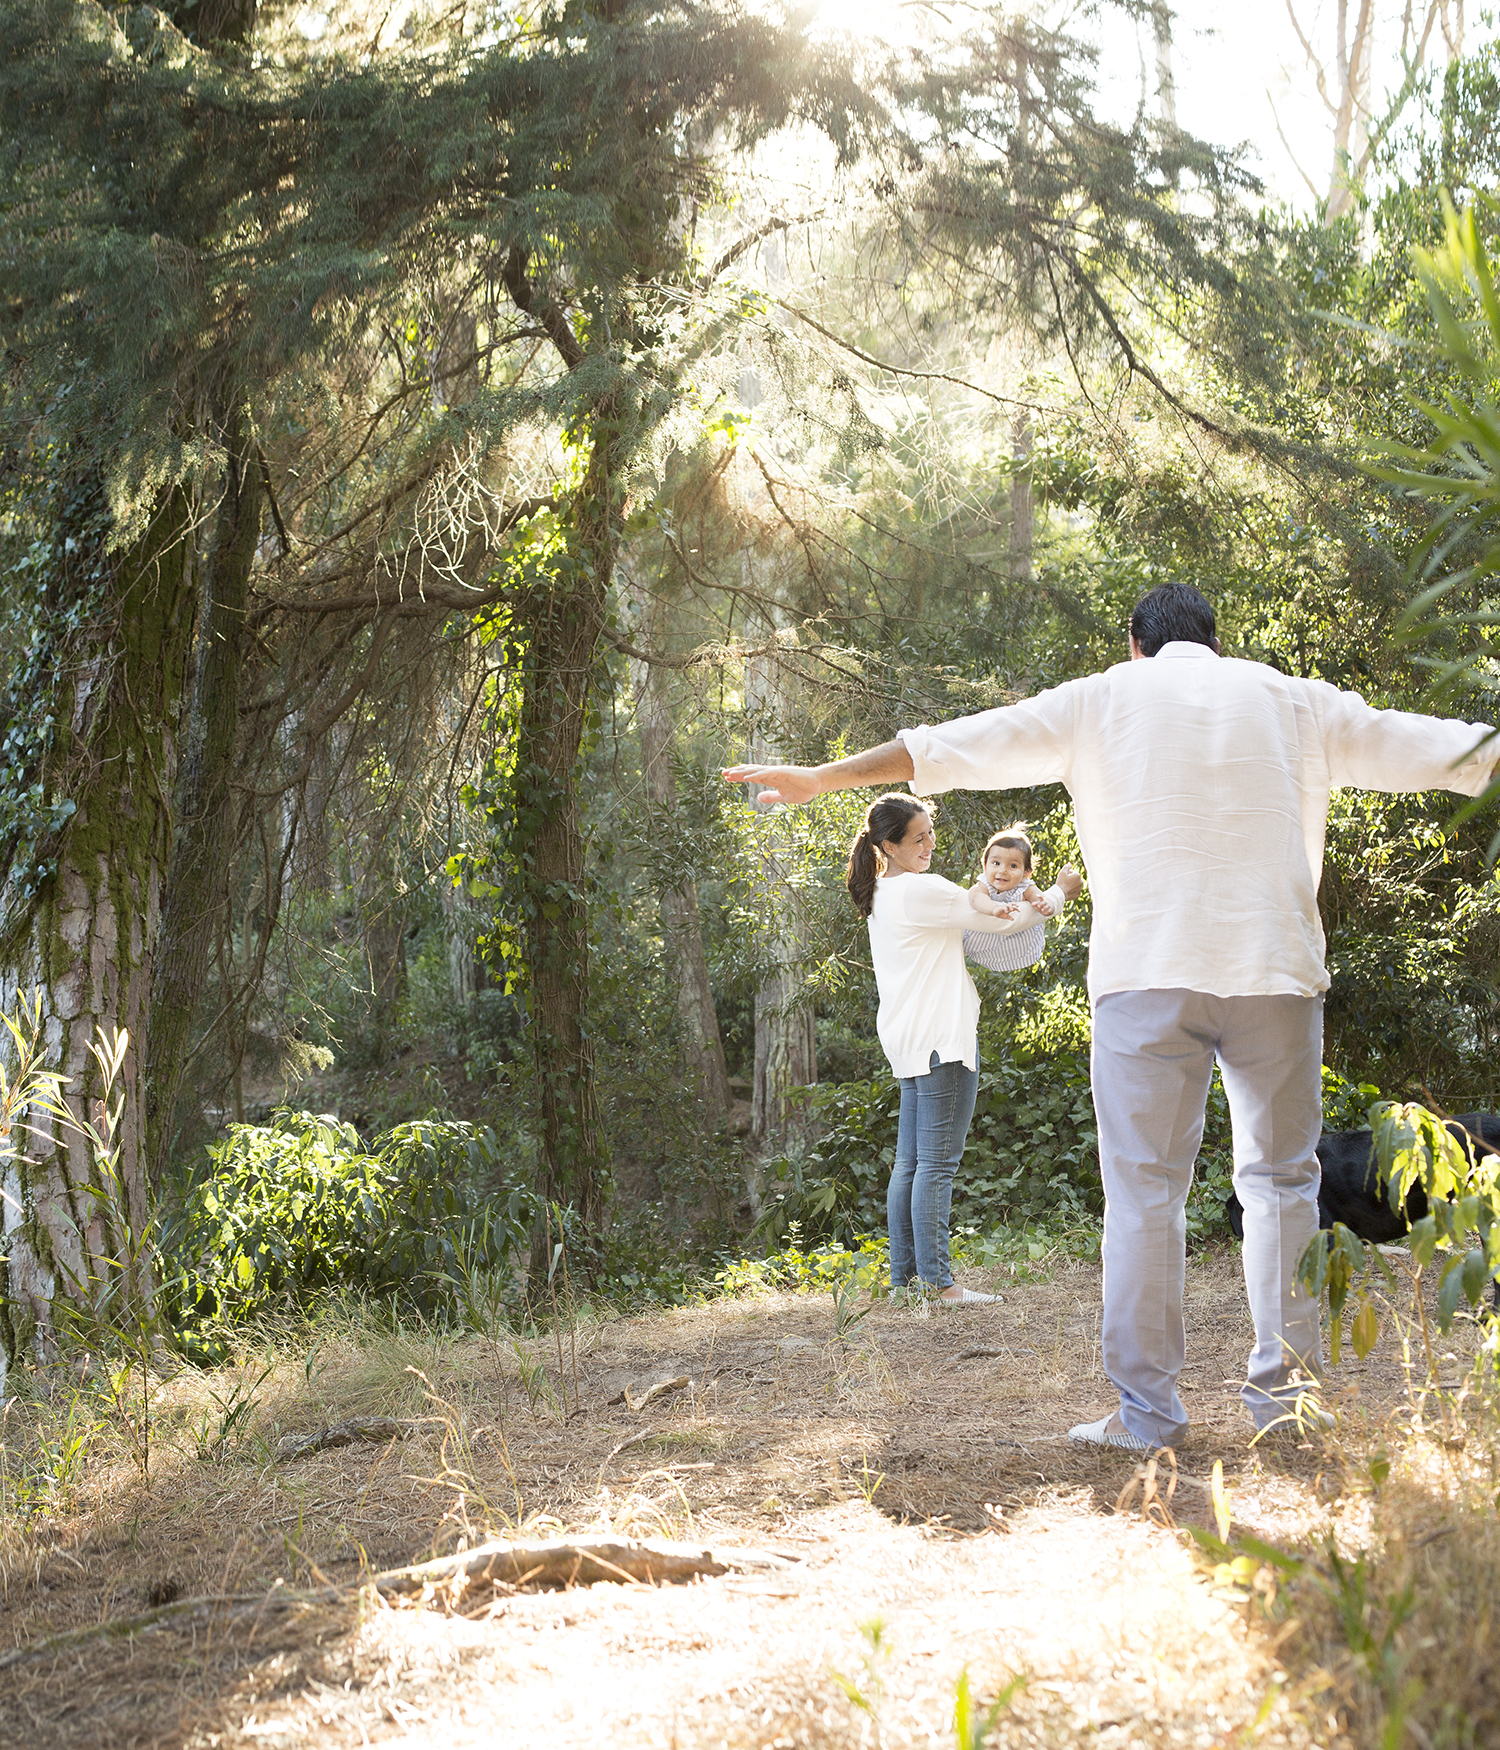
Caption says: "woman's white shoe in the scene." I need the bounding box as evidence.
[935,1286,1000,1306]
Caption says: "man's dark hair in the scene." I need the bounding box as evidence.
[1129,583,1217,657]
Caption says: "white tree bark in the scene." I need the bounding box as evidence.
[1325,0,1376,220]
[1283,1,1462,224]
[1152,0,1178,135]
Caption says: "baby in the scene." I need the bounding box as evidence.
[964,826,1081,974]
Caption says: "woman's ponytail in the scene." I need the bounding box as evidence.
[845,792,934,918]
[846,828,879,917]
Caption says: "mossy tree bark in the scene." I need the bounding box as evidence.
[145,422,261,1188]
[514,451,613,1281]
[496,249,620,1283]
[0,491,195,1390]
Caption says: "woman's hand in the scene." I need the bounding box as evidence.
[1058,864,1083,901]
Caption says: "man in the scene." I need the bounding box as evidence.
[724,583,1497,1448]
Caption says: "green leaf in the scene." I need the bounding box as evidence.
[1408,1213,1440,1267]
[1437,1258,1467,1332]
[1350,1299,1379,1360]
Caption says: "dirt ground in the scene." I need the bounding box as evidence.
[0,1249,1476,1750]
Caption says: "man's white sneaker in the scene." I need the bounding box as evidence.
[1068,1414,1159,1452]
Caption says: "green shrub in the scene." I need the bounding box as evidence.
[159,1111,532,1344]
[717,1230,890,1296]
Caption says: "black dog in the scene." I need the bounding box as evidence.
[1224,1113,1500,1244]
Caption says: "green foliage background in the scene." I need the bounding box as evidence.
[7,3,1500,1330]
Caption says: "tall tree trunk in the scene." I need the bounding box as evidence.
[146,421,261,1187]
[516,437,612,1284]
[364,895,409,1046]
[1008,409,1034,585]
[743,621,816,1199]
[444,879,477,1014]
[1151,0,1178,136]
[1326,0,1376,220]
[625,569,731,1124]
[495,250,613,1282]
[0,491,194,1392]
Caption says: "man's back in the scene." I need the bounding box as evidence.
[901,642,1494,1001]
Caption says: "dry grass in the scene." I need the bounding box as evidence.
[0,1249,1496,1748]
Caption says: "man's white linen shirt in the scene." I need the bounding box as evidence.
[869,876,1064,1078]
[898,644,1496,1004]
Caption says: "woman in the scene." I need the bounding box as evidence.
[846,794,1078,1303]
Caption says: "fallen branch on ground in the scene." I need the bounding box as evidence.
[604,1374,692,1412]
[275,1416,411,1462]
[0,1537,798,1672]
[374,1535,794,1598]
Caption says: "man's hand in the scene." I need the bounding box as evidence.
[722,739,915,807]
[1057,865,1083,902]
[721,764,824,807]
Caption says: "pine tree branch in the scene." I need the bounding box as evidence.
[1063,260,1238,445]
[256,443,292,556]
[502,245,584,372]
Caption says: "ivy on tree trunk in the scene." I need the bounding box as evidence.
[510,437,617,1281]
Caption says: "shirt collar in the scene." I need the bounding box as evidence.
[1155,641,1219,660]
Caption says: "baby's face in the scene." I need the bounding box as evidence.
[983,844,1031,891]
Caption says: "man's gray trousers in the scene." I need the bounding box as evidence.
[1091,989,1325,1445]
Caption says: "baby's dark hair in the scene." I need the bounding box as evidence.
[846,793,934,917]
[981,824,1032,875]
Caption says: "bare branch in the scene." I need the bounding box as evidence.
[1266,91,1325,203]
[772,300,1063,416]
[256,444,292,557]
[702,213,820,288]
[1284,0,1337,115]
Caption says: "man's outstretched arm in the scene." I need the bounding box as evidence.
[722,739,914,807]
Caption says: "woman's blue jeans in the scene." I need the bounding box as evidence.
[887,1052,980,1291]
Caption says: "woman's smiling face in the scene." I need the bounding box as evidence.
[880,809,934,876]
